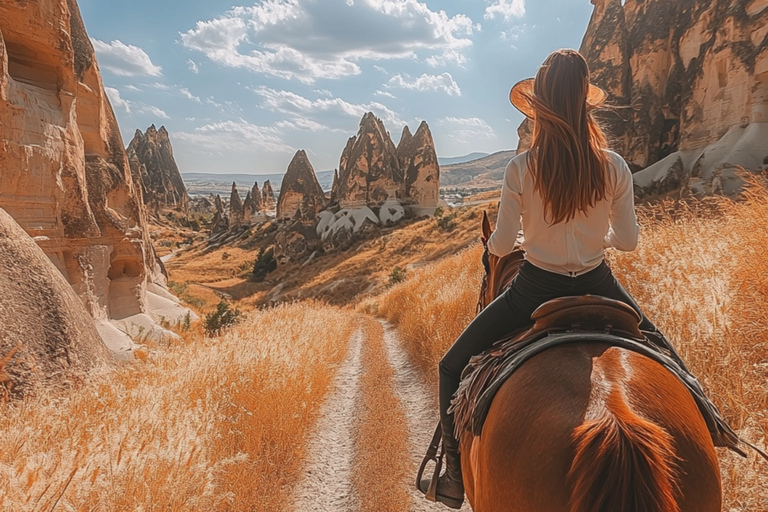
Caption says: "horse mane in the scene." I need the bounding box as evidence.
[568,390,681,512]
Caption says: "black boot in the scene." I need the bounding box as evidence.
[419,428,465,509]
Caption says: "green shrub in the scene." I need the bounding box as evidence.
[437,212,457,231]
[389,266,407,285]
[252,247,277,282]
[204,300,241,336]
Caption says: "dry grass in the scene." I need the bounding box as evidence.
[352,318,411,512]
[375,246,485,384]
[0,302,356,511]
[376,184,768,509]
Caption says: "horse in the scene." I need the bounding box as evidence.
[457,212,722,512]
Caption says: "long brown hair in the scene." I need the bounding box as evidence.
[527,49,610,224]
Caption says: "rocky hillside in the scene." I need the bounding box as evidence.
[0,0,194,360]
[440,150,516,189]
[127,125,189,210]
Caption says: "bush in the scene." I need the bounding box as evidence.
[433,207,444,218]
[252,247,277,282]
[204,300,241,336]
[437,212,457,231]
[389,265,407,285]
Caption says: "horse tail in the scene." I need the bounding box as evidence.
[568,390,680,512]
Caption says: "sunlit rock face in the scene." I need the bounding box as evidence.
[127,125,189,210]
[0,208,111,396]
[262,180,276,211]
[229,182,244,228]
[519,0,768,196]
[337,112,404,209]
[0,0,190,356]
[276,150,327,223]
[397,122,440,212]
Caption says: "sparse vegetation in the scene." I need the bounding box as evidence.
[0,303,357,511]
[203,300,241,335]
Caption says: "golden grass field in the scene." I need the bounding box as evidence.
[375,180,768,510]
[0,303,356,511]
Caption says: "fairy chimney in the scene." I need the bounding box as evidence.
[276,150,326,223]
[396,121,440,210]
[262,180,276,211]
[229,182,244,227]
[336,112,404,208]
[127,125,189,210]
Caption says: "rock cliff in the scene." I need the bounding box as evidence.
[229,182,244,228]
[276,150,326,222]
[576,0,768,197]
[0,0,192,357]
[127,125,189,210]
[0,208,111,396]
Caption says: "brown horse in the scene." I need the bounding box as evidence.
[458,213,721,512]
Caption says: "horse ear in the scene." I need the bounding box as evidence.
[482,210,492,239]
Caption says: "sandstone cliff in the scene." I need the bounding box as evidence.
[397,122,440,211]
[337,112,403,208]
[277,150,326,222]
[579,0,768,196]
[127,125,189,210]
[0,208,111,396]
[0,0,192,356]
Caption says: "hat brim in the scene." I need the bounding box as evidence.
[509,78,607,119]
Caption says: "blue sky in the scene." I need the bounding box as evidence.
[78,0,596,175]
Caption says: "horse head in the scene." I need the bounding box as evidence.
[477,211,525,312]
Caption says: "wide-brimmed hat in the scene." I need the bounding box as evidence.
[509,78,607,119]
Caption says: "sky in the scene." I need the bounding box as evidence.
[78,0,597,175]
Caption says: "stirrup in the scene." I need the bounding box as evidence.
[416,422,443,502]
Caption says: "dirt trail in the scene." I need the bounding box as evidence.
[291,322,472,512]
[291,329,363,512]
[380,321,473,512]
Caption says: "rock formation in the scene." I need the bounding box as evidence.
[262,180,276,211]
[336,112,403,208]
[229,182,244,228]
[0,208,111,396]
[277,150,326,222]
[127,125,189,210]
[566,0,768,197]
[0,0,193,357]
[397,122,440,211]
[211,194,228,234]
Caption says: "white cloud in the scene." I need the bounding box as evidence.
[374,90,396,99]
[91,39,162,76]
[175,119,294,153]
[438,116,497,143]
[139,105,170,119]
[180,87,202,103]
[426,50,467,68]
[187,59,200,73]
[181,0,477,83]
[276,118,341,132]
[124,84,142,92]
[388,72,461,96]
[252,86,405,128]
[484,0,526,21]
[105,87,131,113]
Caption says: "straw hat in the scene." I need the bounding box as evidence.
[509,78,607,119]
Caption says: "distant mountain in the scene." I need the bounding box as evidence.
[438,152,489,166]
[182,170,336,197]
[440,150,516,188]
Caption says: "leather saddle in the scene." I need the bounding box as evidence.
[529,294,643,340]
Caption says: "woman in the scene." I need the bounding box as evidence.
[420,49,677,509]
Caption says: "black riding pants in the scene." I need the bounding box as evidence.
[438,260,655,443]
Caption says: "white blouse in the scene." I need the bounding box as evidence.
[487,150,639,276]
